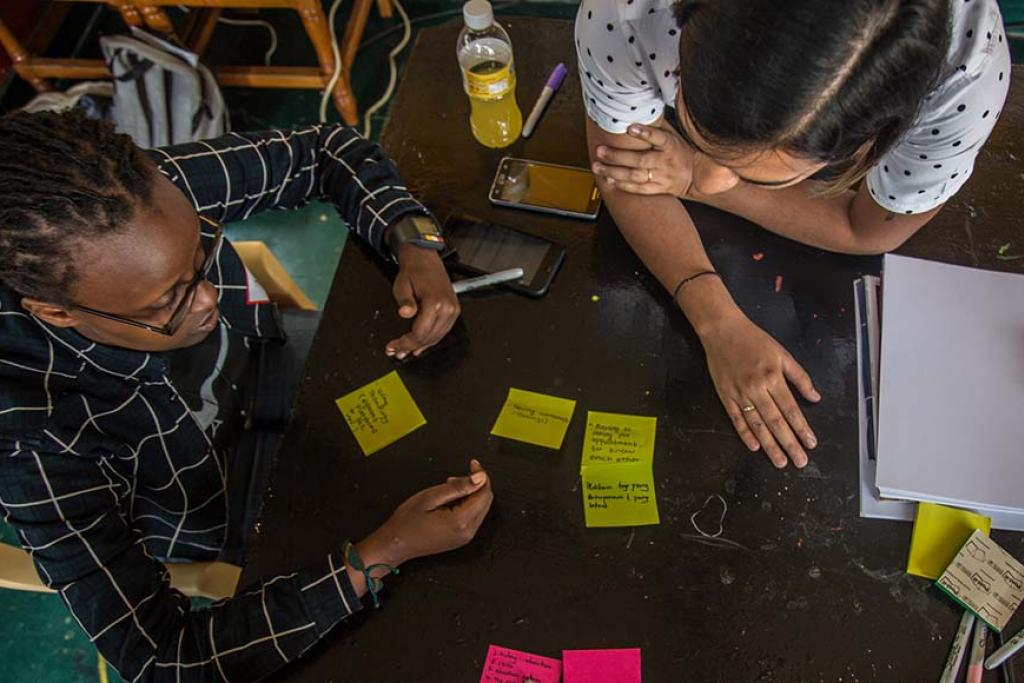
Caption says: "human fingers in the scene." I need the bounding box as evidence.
[752,390,808,468]
[423,472,487,510]
[740,401,788,468]
[603,177,663,196]
[769,382,817,450]
[627,124,671,148]
[724,400,762,452]
[592,161,654,184]
[782,353,821,402]
[595,145,649,169]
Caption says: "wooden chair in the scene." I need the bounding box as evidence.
[234,240,318,310]
[0,541,242,600]
[0,0,394,125]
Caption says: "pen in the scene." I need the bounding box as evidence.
[452,267,524,294]
[940,611,976,683]
[522,63,567,138]
[968,620,987,683]
[988,624,1024,670]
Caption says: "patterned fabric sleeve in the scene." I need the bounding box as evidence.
[0,448,362,682]
[147,124,431,257]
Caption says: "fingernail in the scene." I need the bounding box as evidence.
[811,389,821,401]
[471,472,486,485]
[806,433,818,448]
[396,352,407,359]
[607,177,616,185]
[596,146,606,157]
[385,348,395,356]
[628,126,640,136]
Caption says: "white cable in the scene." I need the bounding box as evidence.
[216,17,278,66]
[360,0,412,139]
[319,0,346,123]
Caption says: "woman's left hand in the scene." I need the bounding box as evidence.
[591,124,696,197]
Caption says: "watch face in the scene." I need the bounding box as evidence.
[412,216,440,235]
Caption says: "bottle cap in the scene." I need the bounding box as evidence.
[463,0,493,31]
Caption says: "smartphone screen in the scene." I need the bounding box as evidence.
[444,216,566,296]
[491,159,601,217]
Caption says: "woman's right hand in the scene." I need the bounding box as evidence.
[699,313,821,469]
[357,459,494,571]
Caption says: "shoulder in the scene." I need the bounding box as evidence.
[575,0,677,134]
[866,0,1010,214]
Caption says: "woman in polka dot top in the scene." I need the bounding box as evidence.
[577,0,1010,470]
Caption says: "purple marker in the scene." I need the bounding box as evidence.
[522,63,568,138]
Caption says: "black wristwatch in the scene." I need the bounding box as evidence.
[385,214,446,261]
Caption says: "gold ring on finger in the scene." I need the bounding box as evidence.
[741,404,756,413]
[647,169,653,183]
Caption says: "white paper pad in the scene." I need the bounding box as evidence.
[875,255,1024,516]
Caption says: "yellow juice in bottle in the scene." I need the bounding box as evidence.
[458,1,523,148]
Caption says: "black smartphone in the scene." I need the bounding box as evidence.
[443,214,566,297]
[489,157,602,220]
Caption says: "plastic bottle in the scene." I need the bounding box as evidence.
[457,0,523,148]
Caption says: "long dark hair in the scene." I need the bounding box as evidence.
[673,0,952,192]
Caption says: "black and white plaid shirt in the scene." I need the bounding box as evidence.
[0,124,429,682]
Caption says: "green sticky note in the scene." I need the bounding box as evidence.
[335,371,426,456]
[581,463,660,527]
[581,411,657,470]
[906,502,991,579]
[490,388,577,450]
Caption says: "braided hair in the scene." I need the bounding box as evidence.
[0,109,155,304]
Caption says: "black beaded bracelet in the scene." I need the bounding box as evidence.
[672,270,721,302]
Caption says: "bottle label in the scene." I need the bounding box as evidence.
[463,61,516,100]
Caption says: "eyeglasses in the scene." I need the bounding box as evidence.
[74,215,224,337]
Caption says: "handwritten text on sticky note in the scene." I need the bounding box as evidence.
[563,648,642,683]
[490,388,577,450]
[479,645,561,683]
[582,411,657,468]
[582,463,660,528]
[335,370,425,456]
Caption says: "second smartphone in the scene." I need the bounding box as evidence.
[489,157,602,220]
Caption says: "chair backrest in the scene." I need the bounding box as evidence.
[233,240,317,310]
[0,541,241,601]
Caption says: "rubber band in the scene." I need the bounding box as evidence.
[343,540,399,609]
[690,494,728,538]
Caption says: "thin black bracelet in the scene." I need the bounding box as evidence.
[672,270,721,303]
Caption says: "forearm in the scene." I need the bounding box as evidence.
[600,185,744,337]
[688,182,877,254]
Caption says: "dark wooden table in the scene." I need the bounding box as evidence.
[243,18,1024,682]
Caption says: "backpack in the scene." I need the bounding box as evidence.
[100,27,229,148]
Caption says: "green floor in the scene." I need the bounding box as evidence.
[1,1,1021,680]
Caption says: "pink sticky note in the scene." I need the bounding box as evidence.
[479,645,562,683]
[563,648,642,683]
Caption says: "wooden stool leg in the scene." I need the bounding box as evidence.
[139,6,178,37]
[341,0,374,81]
[295,0,358,125]
[115,5,144,27]
[0,17,50,92]
[376,0,394,20]
[184,9,222,56]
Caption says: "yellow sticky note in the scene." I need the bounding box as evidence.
[490,388,577,450]
[581,411,657,470]
[906,502,991,579]
[581,463,660,527]
[335,371,426,456]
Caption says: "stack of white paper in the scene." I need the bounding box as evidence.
[860,254,1024,530]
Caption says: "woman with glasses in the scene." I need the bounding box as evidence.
[576,0,1010,470]
[0,111,493,682]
